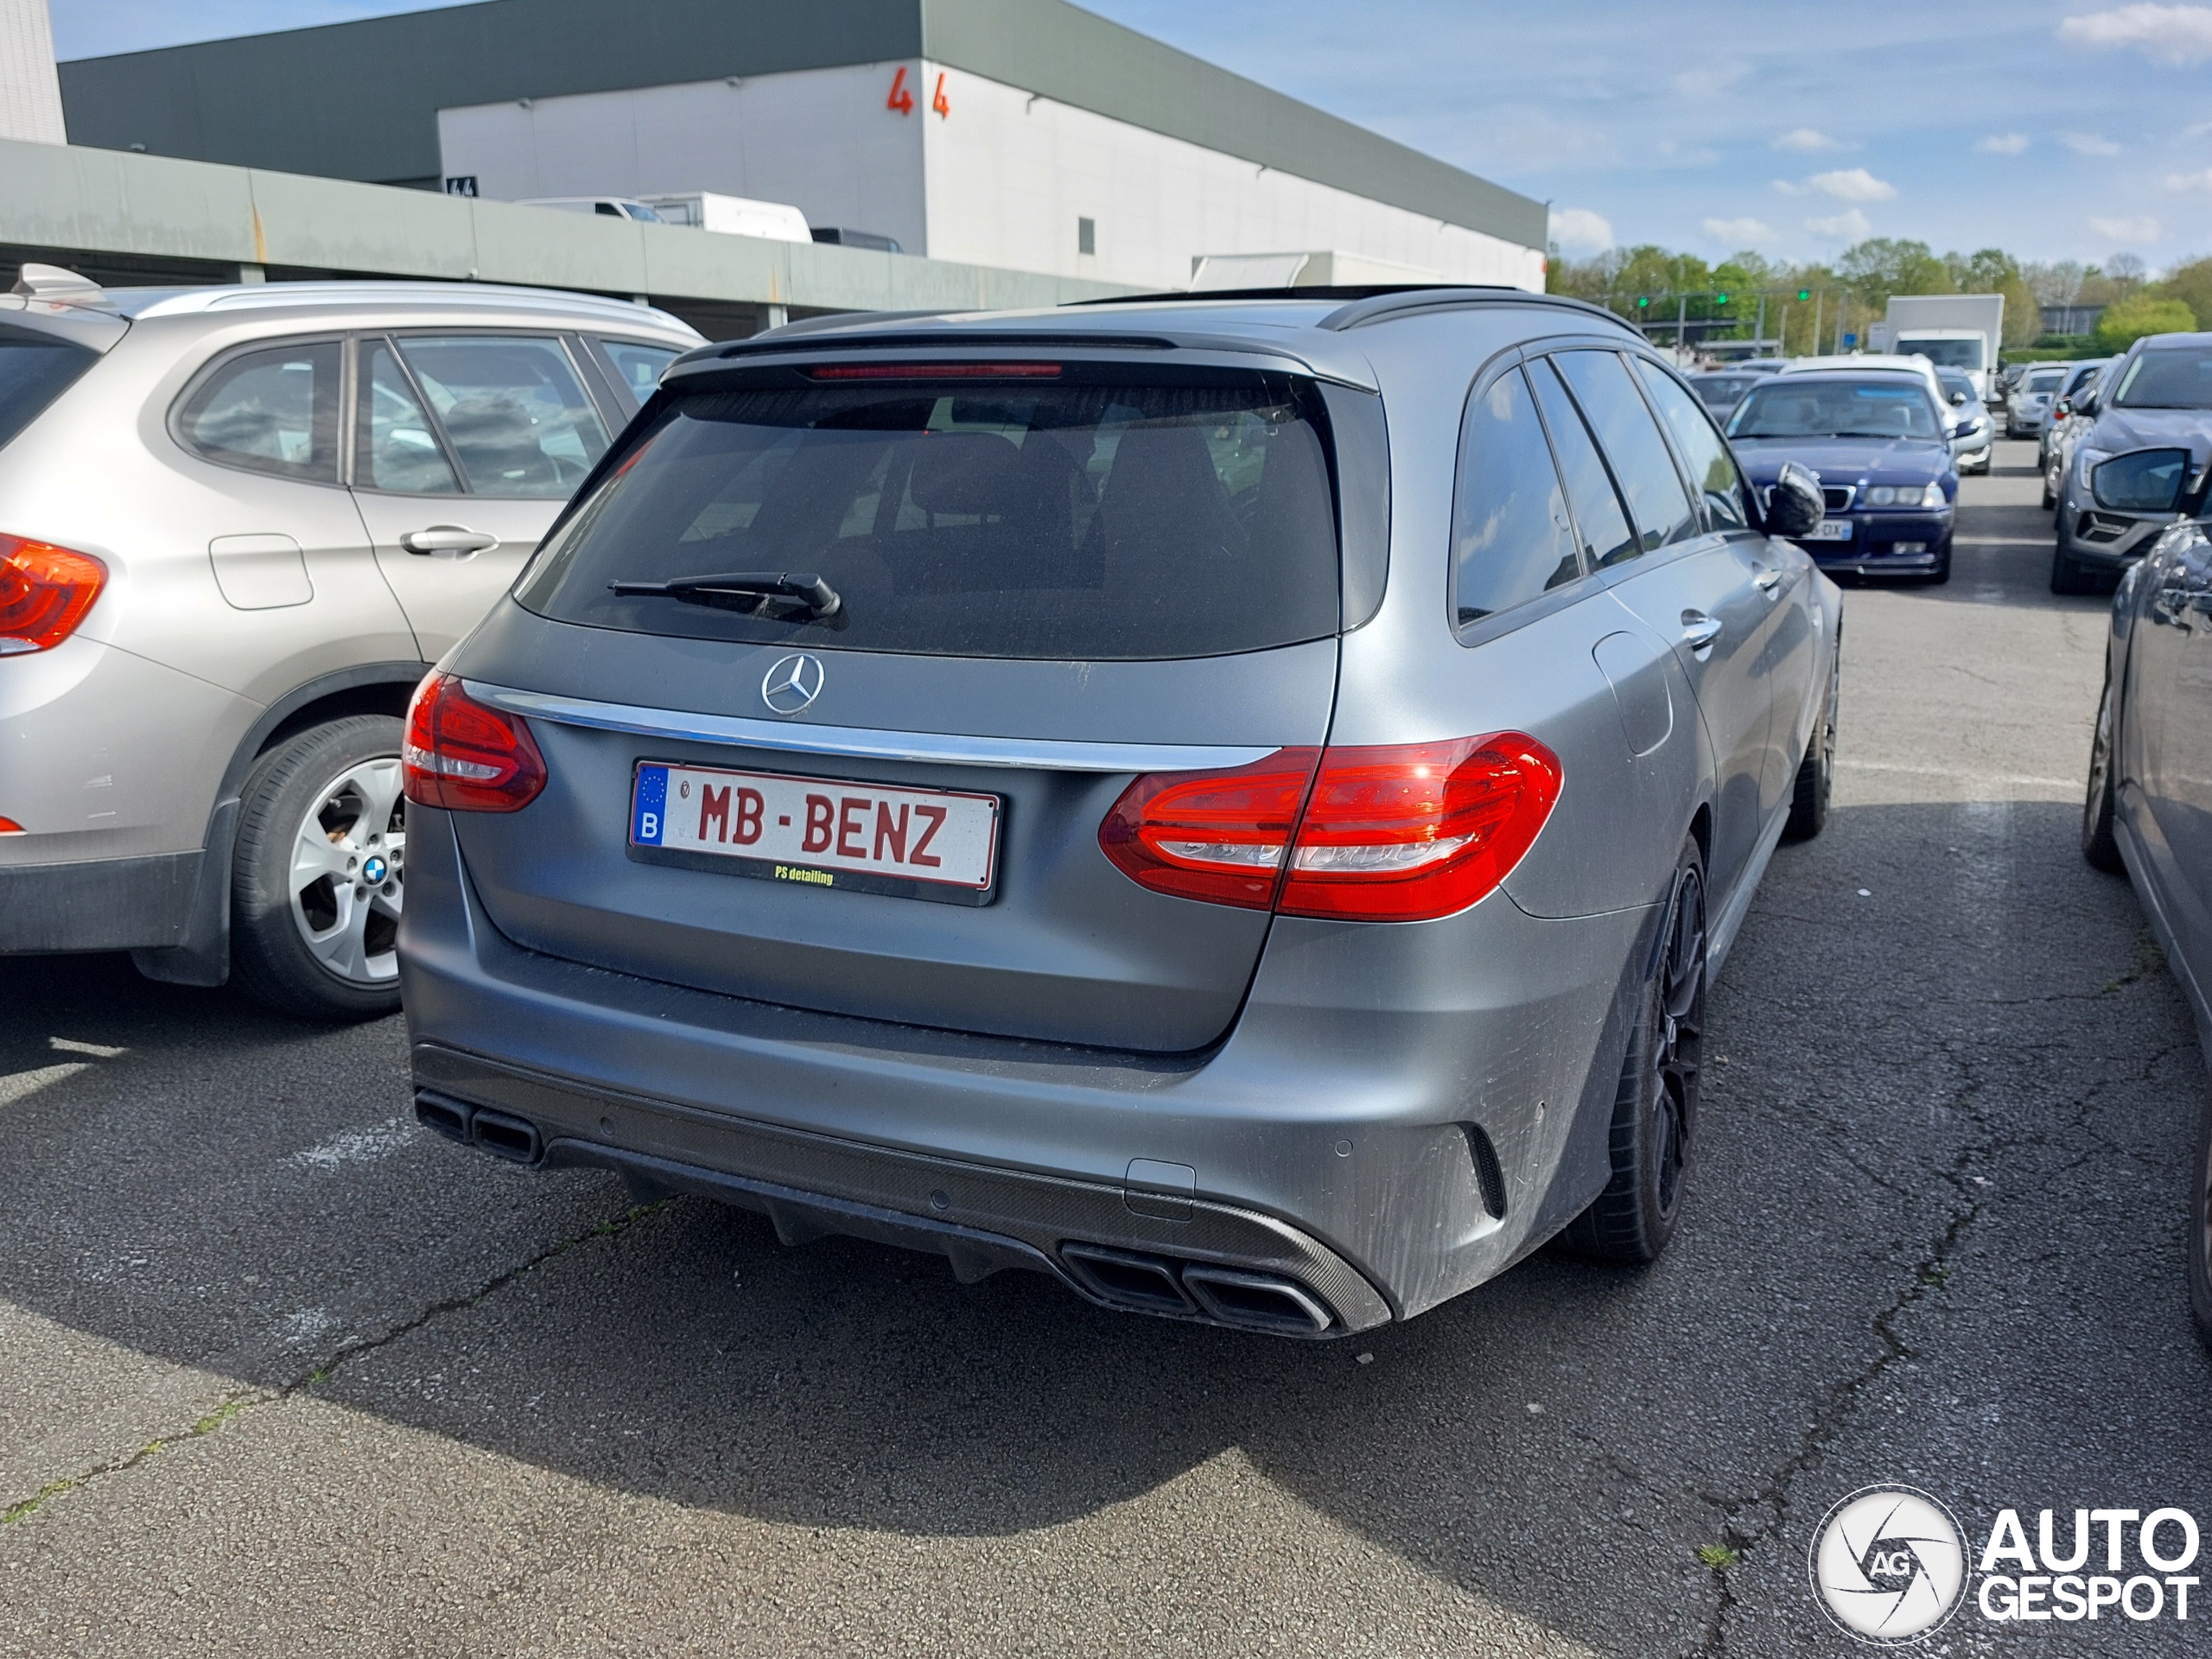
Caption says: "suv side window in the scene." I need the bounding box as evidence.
[175,340,341,484]
[594,338,682,407]
[390,335,611,497]
[359,339,461,494]
[1634,359,1751,530]
[1452,366,1584,626]
[1527,357,1637,568]
[1553,350,1699,553]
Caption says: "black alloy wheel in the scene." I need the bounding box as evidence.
[1785,640,1839,841]
[1563,838,1707,1262]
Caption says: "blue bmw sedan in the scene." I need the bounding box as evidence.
[1726,373,1959,584]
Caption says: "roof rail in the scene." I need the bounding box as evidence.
[1062,283,1637,336]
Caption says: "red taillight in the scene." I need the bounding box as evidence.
[0,817,23,835]
[0,534,106,655]
[402,673,547,812]
[1098,748,1321,909]
[1099,734,1560,923]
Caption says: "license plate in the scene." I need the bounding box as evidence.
[1802,520,1854,542]
[627,761,1001,906]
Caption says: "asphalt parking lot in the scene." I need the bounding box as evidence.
[2,437,2207,1656]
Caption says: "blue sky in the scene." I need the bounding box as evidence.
[47,0,2212,270]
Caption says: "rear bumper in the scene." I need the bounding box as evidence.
[398,809,1656,1332]
[0,851,202,953]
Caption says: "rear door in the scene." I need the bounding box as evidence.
[2131,531,2212,1010]
[1529,349,1780,896]
[443,364,1351,1052]
[348,332,615,661]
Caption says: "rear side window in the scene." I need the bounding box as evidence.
[391,336,610,497]
[596,338,682,405]
[1552,351,1699,553]
[175,340,340,483]
[1635,360,1750,530]
[518,373,1342,660]
[0,324,99,451]
[1452,367,1583,626]
[1527,359,1637,569]
[359,340,461,494]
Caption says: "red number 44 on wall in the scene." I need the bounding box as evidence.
[887,67,950,118]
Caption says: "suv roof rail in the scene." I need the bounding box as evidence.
[1061,283,1638,336]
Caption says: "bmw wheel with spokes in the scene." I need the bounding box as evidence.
[230,715,409,1021]
[1562,836,1707,1262]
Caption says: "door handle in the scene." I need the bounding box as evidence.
[1681,610,1724,652]
[1752,566,1783,594]
[399,524,499,558]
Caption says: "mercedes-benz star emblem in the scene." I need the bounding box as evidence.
[760,652,825,715]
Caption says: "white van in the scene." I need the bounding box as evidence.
[635,194,812,243]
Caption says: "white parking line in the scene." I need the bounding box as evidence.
[1838,760,2079,789]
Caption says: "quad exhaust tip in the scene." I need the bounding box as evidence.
[1060,1242,1334,1335]
[414,1090,543,1165]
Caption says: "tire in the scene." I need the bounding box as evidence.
[2041,470,2056,511]
[230,716,408,1021]
[2191,1092,2212,1351]
[1561,838,1707,1263]
[2050,544,2094,595]
[2082,675,2125,873]
[1785,641,1839,841]
[1921,536,1953,586]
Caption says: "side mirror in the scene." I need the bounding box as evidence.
[1764,460,1825,538]
[1949,390,1968,405]
[2077,391,2100,416]
[2090,448,2193,513]
[2054,397,2072,416]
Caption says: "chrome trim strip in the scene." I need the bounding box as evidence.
[462,682,1281,773]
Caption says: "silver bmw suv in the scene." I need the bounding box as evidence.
[0,269,701,1016]
[399,287,1843,1334]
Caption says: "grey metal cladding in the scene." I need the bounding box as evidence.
[58,0,1546,247]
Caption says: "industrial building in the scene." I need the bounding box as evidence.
[56,0,1548,295]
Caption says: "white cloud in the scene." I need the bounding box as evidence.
[2062,131,2124,155]
[2060,5,2212,65]
[1806,209,1874,240]
[1550,207,1615,255]
[1975,133,2032,155]
[1808,168,1897,202]
[1772,128,1842,152]
[2089,213,2164,239]
[1672,60,1748,99]
[1703,217,1776,245]
[2165,168,2212,190]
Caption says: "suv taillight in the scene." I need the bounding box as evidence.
[1100,734,1560,923]
[0,534,106,655]
[402,673,547,812]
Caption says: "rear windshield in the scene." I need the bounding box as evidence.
[1897,336,1984,370]
[0,324,99,450]
[516,373,1343,659]
[1728,379,1942,441]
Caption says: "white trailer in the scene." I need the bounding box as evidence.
[1869,294,2005,401]
[636,192,813,243]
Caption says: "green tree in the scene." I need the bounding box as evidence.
[2093,295,2197,353]
[1836,238,1952,310]
[2145,257,2212,334]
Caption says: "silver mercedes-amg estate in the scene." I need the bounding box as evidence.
[400,287,1843,1335]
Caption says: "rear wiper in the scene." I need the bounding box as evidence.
[606,569,842,620]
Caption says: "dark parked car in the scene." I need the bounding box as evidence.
[1726,372,1958,583]
[2040,356,2113,490]
[1687,369,1764,419]
[2080,462,2212,1343]
[397,288,1840,1338]
[2051,334,2212,594]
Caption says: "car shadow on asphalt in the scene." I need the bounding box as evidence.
[4,791,2209,1649]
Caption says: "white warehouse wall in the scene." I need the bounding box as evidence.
[438,62,928,255]
[918,62,1543,292]
[439,60,1544,292]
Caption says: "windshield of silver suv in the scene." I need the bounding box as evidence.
[1727,378,1943,441]
[2111,346,2212,409]
[518,369,1344,659]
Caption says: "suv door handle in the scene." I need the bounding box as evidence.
[1752,566,1783,594]
[399,524,499,558]
[1681,611,1724,652]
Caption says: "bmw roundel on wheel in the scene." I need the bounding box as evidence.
[397,288,1842,1338]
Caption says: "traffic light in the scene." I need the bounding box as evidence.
[1715,292,1730,304]
[1797,289,1812,302]
[1636,296,1650,309]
